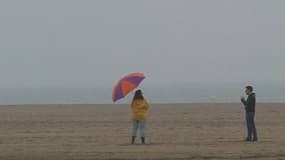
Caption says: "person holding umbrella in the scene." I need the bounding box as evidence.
[112,73,148,144]
[131,89,149,144]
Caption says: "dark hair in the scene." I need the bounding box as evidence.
[133,89,144,100]
[246,86,253,92]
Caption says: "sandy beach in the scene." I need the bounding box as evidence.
[0,103,284,160]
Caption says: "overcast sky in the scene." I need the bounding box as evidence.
[0,0,284,88]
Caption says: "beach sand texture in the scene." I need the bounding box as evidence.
[0,103,284,160]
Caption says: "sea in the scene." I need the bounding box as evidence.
[0,83,284,105]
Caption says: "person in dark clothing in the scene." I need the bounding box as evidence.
[241,86,258,142]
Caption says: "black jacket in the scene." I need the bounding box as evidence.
[241,93,256,112]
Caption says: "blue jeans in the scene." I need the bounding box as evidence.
[132,120,146,137]
[246,112,257,140]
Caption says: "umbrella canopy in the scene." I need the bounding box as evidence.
[112,72,145,102]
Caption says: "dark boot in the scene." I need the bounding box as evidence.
[252,137,258,142]
[141,137,145,144]
[131,136,136,144]
[244,137,251,141]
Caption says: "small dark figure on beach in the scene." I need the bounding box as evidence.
[241,86,258,142]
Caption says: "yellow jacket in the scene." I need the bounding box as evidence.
[131,99,149,120]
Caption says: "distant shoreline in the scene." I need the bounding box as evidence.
[0,102,284,107]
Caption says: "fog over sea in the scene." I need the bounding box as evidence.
[0,83,284,105]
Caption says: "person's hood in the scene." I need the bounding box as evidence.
[132,99,146,105]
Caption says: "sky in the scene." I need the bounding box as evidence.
[0,0,285,89]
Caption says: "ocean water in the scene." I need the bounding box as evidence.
[0,84,284,105]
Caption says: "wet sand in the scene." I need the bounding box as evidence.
[0,103,284,160]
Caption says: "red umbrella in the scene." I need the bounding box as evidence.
[112,73,145,102]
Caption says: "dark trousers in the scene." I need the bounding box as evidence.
[246,112,257,140]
